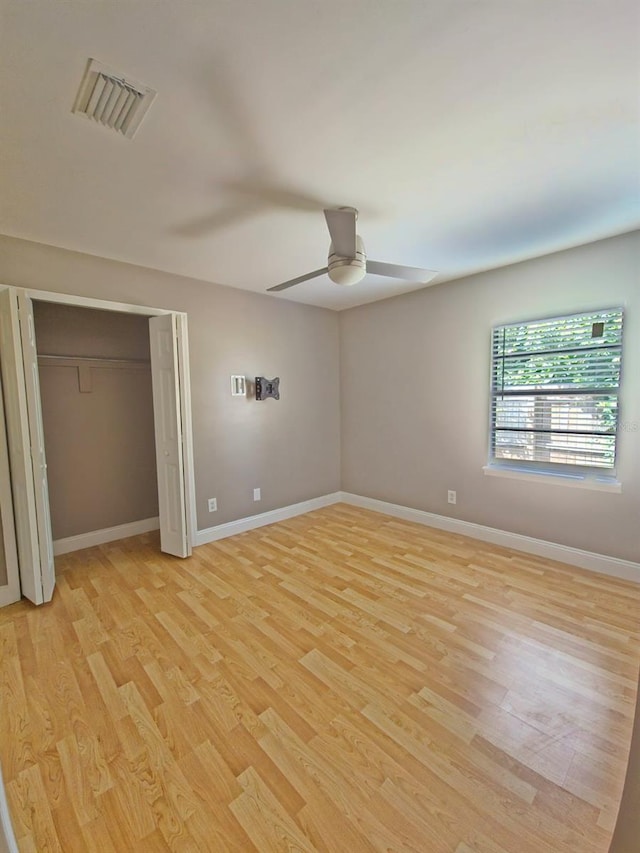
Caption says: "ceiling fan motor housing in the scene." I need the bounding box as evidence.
[328,235,366,286]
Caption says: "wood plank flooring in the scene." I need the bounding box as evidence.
[0,504,638,852]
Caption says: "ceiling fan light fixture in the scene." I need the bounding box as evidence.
[266,208,438,293]
[328,235,366,286]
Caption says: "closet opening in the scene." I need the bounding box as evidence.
[0,286,195,607]
[33,301,159,558]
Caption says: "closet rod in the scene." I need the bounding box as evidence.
[37,354,149,366]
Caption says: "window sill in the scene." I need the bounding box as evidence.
[482,465,622,493]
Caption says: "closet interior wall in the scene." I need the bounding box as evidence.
[33,301,159,541]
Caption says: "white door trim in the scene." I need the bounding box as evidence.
[24,288,173,317]
[0,374,20,608]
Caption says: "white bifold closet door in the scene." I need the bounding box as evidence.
[0,289,54,605]
[0,369,20,608]
[149,313,191,559]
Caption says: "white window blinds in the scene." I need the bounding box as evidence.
[490,309,623,472]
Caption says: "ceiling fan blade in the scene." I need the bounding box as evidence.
[367,261,438,283]
[267,267,329,292]
[324,208,357,258]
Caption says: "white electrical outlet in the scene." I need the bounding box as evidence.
[447,490,457,505]
[208,498,217,512]
[253,488,261,501]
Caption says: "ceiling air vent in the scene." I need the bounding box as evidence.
[72,58,157,139]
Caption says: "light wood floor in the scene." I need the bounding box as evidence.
[0,505,638,852]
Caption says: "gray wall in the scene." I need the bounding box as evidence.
[340,231,640,562]
[34,302,158,540]
[1,232,638,560]
[33,301,152,359]
[0,235,342,531]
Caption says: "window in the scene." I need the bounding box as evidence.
[489,309,624,479]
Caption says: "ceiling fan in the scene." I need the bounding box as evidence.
[267,207,437,292]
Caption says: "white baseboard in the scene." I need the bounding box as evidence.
[192,490,639,583]
[339,492,640,584]
[53,517,160,556]
[195,493,343,546]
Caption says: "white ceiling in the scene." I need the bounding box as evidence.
[1,1,639,311]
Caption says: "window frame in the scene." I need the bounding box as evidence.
[486,307,624,485]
